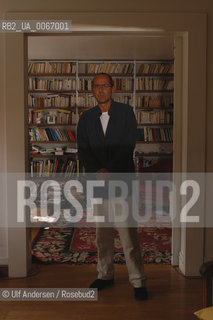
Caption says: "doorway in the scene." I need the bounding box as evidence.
[4,12,206,277]
[27,32,174,267]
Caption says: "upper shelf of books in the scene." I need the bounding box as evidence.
[28,60,174,77]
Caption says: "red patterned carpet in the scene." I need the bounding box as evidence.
[32,227,171,264]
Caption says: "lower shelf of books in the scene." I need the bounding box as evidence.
[30,158,79,177]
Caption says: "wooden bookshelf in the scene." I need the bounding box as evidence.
[29,73,76,77]
[135,152,173,157]
[135,107,173,110]
[30,141,76,143]
[28,59,174,174]
[28,107,76,110]
[136,73,174,77]
[30,154,77,158]
[136,90,173,93]
[136,141,173,144]
[78,73,134,77]
[28,90,76,93]
[29,124,75,127]
[137,124,173,127]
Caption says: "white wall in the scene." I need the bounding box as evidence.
[28,35,174,60]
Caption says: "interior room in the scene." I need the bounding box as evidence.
[28,32,174,266]
[0,6,212,320]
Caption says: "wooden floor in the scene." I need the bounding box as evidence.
[0,263,202,320]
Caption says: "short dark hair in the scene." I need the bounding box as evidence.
[92,73,114,88]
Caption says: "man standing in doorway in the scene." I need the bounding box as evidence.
[77,73,148,300]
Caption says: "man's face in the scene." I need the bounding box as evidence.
[92,75,115,105]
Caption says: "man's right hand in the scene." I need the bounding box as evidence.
[96,168,109,181]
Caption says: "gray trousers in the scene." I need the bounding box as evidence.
[94,198,147,288]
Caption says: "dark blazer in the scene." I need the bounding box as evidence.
[77,100,137,173]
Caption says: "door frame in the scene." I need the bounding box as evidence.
[4,11,206,277]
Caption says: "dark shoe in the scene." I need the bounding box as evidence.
[134,287,148,300]
[89,279,114,291]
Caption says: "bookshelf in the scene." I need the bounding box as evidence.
[27,61,78,177]
[134,61,173,172]
[27,59,174,175]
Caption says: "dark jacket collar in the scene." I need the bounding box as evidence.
[94,99,115,117]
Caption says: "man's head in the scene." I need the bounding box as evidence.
[92,73,115,105]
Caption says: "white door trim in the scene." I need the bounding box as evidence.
[4,12,206,277]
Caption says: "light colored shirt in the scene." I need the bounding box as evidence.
[100,112,110,135]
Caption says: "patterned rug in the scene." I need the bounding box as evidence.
[32,226,172,264]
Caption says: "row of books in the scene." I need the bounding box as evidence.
[28,94,76,107]
[29,109,74,125]
[113,95,133,105]
[86,63,134,74]
[29,78,173,92]
[78,94,96,107]
[77,79,92,91]
[29,127,75,142]
[28,93,134,108]
[136,79,174,91]
[28,93,173,109]
[137,63,174,74]
[78,93,134,108]
[136,127,173,142]
[77,94,170,108]
[135,110,173,125]
[113,79,133,91]
[28,62,76,74]
[135,95,173,108]
[28,62,174,75]
[31,145,78,155]
[28,78,76,91]
[77,78,133,91]
[30,159,77,177]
